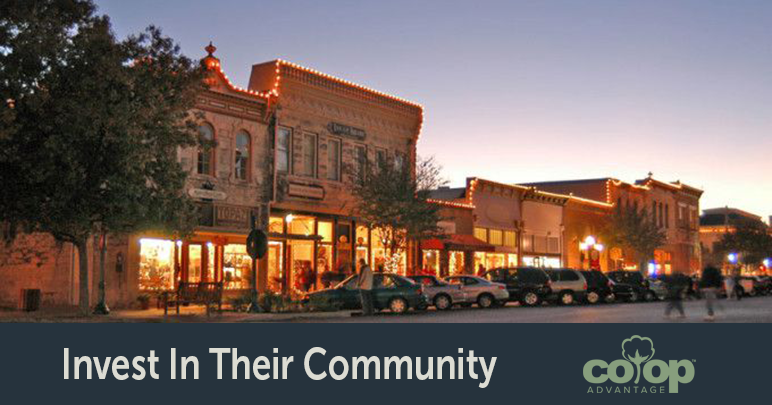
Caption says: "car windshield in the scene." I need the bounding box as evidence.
[336,274,359,290]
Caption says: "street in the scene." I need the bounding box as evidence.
[294,296,772,323]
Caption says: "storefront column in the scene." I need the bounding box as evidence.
[257,255,268,293]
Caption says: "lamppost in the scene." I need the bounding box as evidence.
[579,236,604,270]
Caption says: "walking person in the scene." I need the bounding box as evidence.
[664,273,687,319]
[357,259,374,316]
[700,265,722,321]
[724,273,736,300]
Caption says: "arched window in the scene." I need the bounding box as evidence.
[235,130,250,180]
[197,124,215,175]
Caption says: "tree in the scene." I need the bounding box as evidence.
[0,0,204,313]
[352,155,446,272]
[715,218,772,270]
[602,204,666,273]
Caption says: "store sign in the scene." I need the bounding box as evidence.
[214,205,252,229]
[288,183,325,200]
[329,122,366,141]
[188,188,227,201]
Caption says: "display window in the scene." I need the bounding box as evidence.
[138,238,176,291]
[449,251,465,275]
[188,244,203,283]
[223,244,251,290]
[288,215,315,236]
[289,240,315,293]
[422,249,440,276]
[267,241,284,292]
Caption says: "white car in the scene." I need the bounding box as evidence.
[443,275,510,308]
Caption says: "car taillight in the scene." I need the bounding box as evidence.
[498,285,506,290]
[584,281,588,290]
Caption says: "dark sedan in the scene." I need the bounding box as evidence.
[305,273,426,314]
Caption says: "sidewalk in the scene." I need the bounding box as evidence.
[0,306,356,323]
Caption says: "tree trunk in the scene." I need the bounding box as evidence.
[76,239,90,315]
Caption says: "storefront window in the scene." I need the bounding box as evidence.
[449,251,465,275]
[206,243,215,282]
[269,216,284,234]
[139,238,175,291]
[336,223,353,273]
[289,240,315,294]
[523,256,561,268]
[317,244,333,288]
[288,215,315,236]
[223,244,251,290]
[422,249,440,276]
[318,221,333,243]
[507,254,518,267]
[189,244,202,283]
[473,252,507,274]
[355,225,369,246]
[268,241,283,292]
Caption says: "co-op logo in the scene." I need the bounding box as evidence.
[583,335,695,394]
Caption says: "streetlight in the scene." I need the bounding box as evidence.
[727,252,738,264]
[580,236,604,270]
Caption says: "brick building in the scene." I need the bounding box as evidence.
[525,175,703,274]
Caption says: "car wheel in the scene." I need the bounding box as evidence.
[477,293,494,309]
[586,291,600,304]
[605,293,616,303]
[559,291,575,305]
[388,297,408,314]
[434,294,452,311]
[520,291,540,307]
[645,291,656,302]
[628,292,639,303]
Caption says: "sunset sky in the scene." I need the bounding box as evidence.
[96,0,772,222]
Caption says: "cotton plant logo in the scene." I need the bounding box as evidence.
[583,335,695,394]
[621,335,654,383]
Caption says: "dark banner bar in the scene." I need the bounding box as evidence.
[1,324,769,404]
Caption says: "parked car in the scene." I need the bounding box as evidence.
[443,275,509,308]
[482,267,552,306]
[647,277,668,301]
[544,269,587,305]
[607,271,656,302]
[578,270,616,304]
[737,276,757,297]
[305,273,426,314]
[407,275,464,310]
[754,276,772,296]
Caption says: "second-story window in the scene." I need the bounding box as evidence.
[197,123,215,176]
[354,145,367,183]
[301,132,317,177]
[235,131,250,180]
[327,138,341,181]
[276,127,291,173]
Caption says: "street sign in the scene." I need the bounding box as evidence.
[247,229,268,260]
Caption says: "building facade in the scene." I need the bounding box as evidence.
[700,207,770,273]
[526,175,703,274]
[248,59,423,294]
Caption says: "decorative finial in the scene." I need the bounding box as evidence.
[205,41,216,57]
[647,171,653,178]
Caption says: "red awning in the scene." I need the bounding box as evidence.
[420,235,495,252]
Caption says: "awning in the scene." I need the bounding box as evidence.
[420,234,495,252]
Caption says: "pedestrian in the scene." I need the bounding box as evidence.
[357,258,374,316]
[477,264,486,277]
[724,273,736,300]
[664,273,687,319]
[700,265,722,321]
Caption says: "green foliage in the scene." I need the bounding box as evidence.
[715,218,772,267]
[1,0,205,312]
[602,204,666,270]
[351,155,446,268]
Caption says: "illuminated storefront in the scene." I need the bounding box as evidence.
[420,235,494,277]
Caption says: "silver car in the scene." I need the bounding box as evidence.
[444,275,510,308]
[407,275,465,310]
[544,269,588,305]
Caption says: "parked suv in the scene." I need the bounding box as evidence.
[607,271,656,302]
[578,270,616,304]
[544,269,587,305]
[483,267,552,306]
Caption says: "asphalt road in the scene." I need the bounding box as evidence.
[296,295,772,323]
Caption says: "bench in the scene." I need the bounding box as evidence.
[163,282,223,316]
